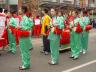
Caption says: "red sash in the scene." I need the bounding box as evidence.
[9,26,17,35]
[54,26,62,35]
[71,18,83,33]
[17,29,30,37]
[0,14,8,47]
[75,22,83,33]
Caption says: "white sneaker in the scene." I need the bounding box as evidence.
[44,51,49,55]
[83,50,86,54]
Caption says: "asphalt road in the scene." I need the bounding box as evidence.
[0,29,96,72]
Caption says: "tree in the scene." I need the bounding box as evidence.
[18,0,23,10]
[24,0,39,17]
[30,0,39,17]
[18,0,39,17]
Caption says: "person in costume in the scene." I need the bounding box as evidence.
[2,9,9,47]
[34,15,41,37]
[18,6,33,70]
[41,9,51,55]
[13,13,20,45]
[70,11,83,60]
[81,11,90,54]
[7,10,17,54]
[48,8,64,65]
[0,8,8,55]
[57,11,65,23]
[28,13,34,50]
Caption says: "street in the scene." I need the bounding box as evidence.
[0,29,96,72]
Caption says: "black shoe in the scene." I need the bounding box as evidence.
[0,53,1,56]
[48,62,58,65]
[73,57,79,60]
[30,48,33,50]
[69,56,74,58]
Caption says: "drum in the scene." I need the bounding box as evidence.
[60,29,70,45]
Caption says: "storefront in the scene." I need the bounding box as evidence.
[0,0,18,11]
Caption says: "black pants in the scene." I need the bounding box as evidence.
[93,21,96,28]
[43,36,50,52]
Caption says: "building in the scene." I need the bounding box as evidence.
[74,0,96,8]
[0,0,18,10]
[0,0,95,11]
[89,0,96,8]
[39,0,74,8]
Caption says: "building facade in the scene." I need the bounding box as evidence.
[39,0,74,8]
[0,0,95,10]
[0,0,18,10]
[74,0,96,8]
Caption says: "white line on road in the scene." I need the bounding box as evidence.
[62,60,96,72]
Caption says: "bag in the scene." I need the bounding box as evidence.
[54,26,62,35]
[75,23,83,33]
[85,25,92,31]
[17,29,30,37]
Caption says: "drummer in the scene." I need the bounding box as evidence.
[48,8,64,65]
[13,13,20,45]
[81,11,90,54]
[7,10,17,54]
[18,6,33,70]
[69,11,83,60]
[0,8,4,55]
[28,12,34,50]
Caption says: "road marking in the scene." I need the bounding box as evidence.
[62,60,96,72]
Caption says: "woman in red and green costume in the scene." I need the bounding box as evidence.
[48,8,64,65]
[18,6,33,70]
[70,11,84,60]
[7,10,17,54]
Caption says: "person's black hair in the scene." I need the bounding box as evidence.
[4,9,8,13]
[0,8,3,13]
[83,11,87,15]
[22,6,28,14]
[75,11,79,15]
[43,8,48,14]
[57,10,63,16]
[51,7,58,15]
[51,7,57,11]
[10,9,16,15]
